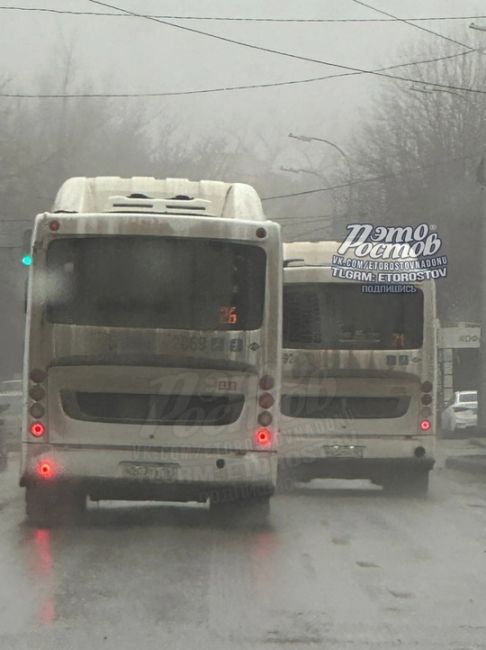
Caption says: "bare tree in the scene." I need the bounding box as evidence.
[347,35,486,323]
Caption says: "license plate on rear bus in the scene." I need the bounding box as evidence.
[323,445,365,458]
[120,462,178,482]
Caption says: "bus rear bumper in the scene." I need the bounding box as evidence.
[278,456,434,483]
[20,444,277,502]
[278,435,435,482]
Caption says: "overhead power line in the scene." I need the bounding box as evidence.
[87,0,479,70]
[2,0,481,101]
[348,0,475,50]
[262,151,482,201]
[1,6,486,23]
[0,47,479,99]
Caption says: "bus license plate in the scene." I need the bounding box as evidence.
[323,445,364,458]
[121,463,178,482]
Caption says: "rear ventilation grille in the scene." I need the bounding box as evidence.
[107,195,213,215]
[281,395,411,419]
[61,391,244,426]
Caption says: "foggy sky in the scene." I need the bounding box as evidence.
[2,0,485,168]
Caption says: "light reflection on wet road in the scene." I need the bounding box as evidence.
[1,450,486,650]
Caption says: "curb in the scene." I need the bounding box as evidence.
[445,455,486,475]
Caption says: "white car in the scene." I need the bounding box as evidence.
[441,391,478,436]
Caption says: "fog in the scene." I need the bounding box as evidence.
[2,0,483,152]
[2,6,486,649]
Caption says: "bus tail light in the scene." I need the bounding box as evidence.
[29,385,45,401]
[419,419,431,432]
[254,427,273,448]
[30,422,45,438]
[30,403,45,418]
[257,411,272,426]
[49,220,60,232]
[259,376,274,390]
[258,393,274,409]
[30,368,46,383]
[36,460,56,480]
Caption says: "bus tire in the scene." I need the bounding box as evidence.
[25,485,86,526]
[382,470,430,497]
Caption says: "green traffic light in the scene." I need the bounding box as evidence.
[21,255,32,267]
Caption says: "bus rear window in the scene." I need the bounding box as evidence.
[46,237,266,330]
[283,283,423,350]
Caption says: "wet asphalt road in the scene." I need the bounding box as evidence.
[1,443,486,650]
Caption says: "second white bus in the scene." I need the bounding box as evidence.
[279,241,437,496]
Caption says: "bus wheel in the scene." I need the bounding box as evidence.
[382,470,430,497]
[25,485,86,526]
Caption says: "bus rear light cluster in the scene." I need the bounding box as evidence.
[30,422,45,437]
[419,381,433,431]
[29,367,47,437]
[49,220,60,232]
[256,375,276,446]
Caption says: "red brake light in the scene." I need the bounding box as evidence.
[420,419,431,432]
[30,422,45,437]
[49,220,60,232]
[37,461,55,480]
[254,427,272,448]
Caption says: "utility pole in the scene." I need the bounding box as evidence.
[477,154,486,435]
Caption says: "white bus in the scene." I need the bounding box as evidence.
[21,177,281,523]
[279,241,437,496]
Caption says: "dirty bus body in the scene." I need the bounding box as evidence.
[279,241,436,495]
[21,177,281,522]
